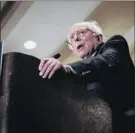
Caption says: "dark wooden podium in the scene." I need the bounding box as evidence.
[0,52,116,133]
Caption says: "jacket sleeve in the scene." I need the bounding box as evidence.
[66,37,129,80]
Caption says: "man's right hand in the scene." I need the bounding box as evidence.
[38,58,67,79]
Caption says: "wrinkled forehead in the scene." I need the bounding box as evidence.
[68,25,89,36]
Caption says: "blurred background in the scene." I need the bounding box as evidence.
[1,1,135,64]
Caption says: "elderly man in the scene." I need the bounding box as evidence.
[38,21,134,133]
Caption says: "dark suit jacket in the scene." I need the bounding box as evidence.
[66,35,135,111]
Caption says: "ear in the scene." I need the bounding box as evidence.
[97,34,103,43]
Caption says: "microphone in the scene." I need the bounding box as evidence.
[52,53,61,59]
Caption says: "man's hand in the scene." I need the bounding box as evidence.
[38,58,66,79]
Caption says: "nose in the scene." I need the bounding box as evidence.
[74,34,81,42]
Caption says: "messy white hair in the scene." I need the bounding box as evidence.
[67,20,105,45]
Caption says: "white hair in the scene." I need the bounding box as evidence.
[67,20,105,45]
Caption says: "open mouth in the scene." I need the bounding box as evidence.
[77,44,84,50]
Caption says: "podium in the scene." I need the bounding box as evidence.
[0,52,116,133]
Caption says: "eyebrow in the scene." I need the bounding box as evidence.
[69,29,85,36]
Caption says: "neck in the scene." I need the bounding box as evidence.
[81,42,104,59]
[95,42,104,51]
[95,42,100,50]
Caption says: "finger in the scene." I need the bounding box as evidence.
[42,63,56,78]
[48,64,61,79]
[38,58,49,71]
[39,59,53,76]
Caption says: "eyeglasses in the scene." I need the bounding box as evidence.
[67,29,95,45]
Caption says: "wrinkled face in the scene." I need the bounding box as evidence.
[68,25,101,59]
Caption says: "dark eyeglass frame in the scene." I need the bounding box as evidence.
[66,29,95,45]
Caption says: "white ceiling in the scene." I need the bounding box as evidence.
[124,26,135,45]
[2,1,101,59]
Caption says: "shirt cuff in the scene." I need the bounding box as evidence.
[63,65,77,74]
